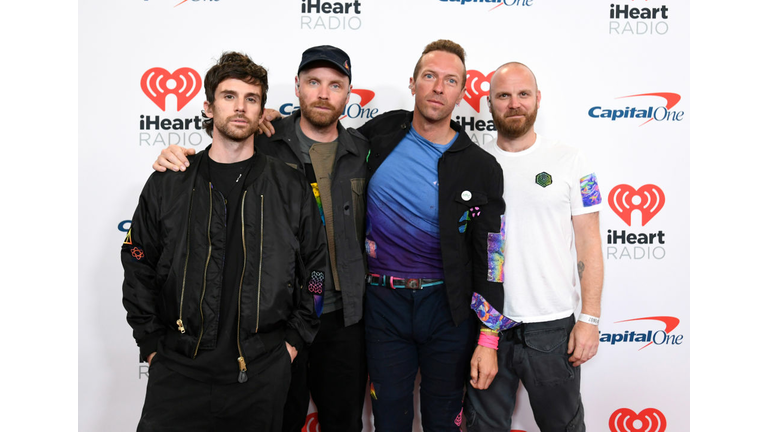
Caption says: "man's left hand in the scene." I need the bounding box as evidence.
[285,342,298,363]
[257,109,282,137]
[567,321,599,367]
[469,345,498,390]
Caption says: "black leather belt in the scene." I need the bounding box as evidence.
[366,273,444,289]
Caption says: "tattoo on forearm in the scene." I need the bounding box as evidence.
[578,261,585,281]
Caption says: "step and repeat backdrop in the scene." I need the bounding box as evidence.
[79,1,689,431]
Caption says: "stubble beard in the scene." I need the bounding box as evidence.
[210,102,258,142]
[215,116,257,142]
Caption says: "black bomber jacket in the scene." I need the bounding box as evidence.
[121,146,327,375]
[359,110,506,326]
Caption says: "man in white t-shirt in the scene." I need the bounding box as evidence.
[464,63,604,432]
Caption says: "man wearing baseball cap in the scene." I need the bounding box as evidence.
[263,45,370,432]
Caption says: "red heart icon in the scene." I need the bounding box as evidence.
[302,412,320,432]
[463,70,494,113]
[609,408,667,432]
[140,67,202,111]
[608,184,665,227]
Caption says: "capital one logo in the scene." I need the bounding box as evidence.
[144,0,221,6]
[608,184,665,226]
[464,70,494,112]
[140,67,202,111]
[340,88,376,119]
[602,316,682,350]
[609,408,666,432]
[588,93,684,126]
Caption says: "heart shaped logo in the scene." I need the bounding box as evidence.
[609,408,667,432]
[301,412,320,432]
[463,70,494,113]
[608,184,665,227]
[140,67,202,111]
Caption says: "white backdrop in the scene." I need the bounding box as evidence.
[78,1,689,431]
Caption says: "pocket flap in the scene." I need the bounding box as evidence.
[524,328,567,353]
[351,178,366,195]
[454,190,488,207]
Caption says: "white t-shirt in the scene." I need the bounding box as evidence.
[479,135,602,323]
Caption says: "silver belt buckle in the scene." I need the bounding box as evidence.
[405,278,420,289]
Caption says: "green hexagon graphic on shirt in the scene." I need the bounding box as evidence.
[535,172,553,188]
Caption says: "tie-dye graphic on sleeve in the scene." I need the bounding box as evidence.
[311,183,325,225]
[580,173,602,207]
[486,215,505,282]
[471,292,520,331]
[307,270,325,317]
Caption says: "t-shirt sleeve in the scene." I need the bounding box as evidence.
[570,149,603,216]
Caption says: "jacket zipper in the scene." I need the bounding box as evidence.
[255,194,264,332]
[177,187,196,334]
[236,191,249,383]
[193,183,214,358]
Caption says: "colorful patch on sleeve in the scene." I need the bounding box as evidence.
[123,228,132,245]
[307,270,325,317]
[580,173,602,207]
[130,246,144,261]
[486,215,505,283]
[470,292,520,331]
[311,182,325,225]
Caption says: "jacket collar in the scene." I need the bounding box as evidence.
[269,110,362,158]
[193,144,267,187]
[399,110,472,153]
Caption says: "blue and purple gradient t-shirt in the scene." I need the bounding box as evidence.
[365,126,458,279]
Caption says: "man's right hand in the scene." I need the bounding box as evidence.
[257,108,283,138]
[147,352,156,366]
[153,145,196,172]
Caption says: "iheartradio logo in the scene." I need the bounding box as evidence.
[140,67,202,111]
[608,184,665,227]
[464,70,494,113]
[302,412,320,432]
[609,408,666,432]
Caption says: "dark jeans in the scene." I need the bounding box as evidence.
[282,309,368,432]
[365,283,476,432]
[465,315,585,432]
[137,344,291,432]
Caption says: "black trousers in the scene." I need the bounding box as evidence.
[282,309,368,432]
[465,315,585,432]
[137,345,291,432]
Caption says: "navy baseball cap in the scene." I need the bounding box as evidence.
[298,45,352,81]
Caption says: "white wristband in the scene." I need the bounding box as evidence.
[579,314,600,326]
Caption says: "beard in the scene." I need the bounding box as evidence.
[300,99,345,129]
[213,115,258,142]
[209,101,259,142]
[492,105,538,140]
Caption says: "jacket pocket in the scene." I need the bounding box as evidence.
[454,190,488,234]
[350,178,367,244]
[454,190,489,264]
